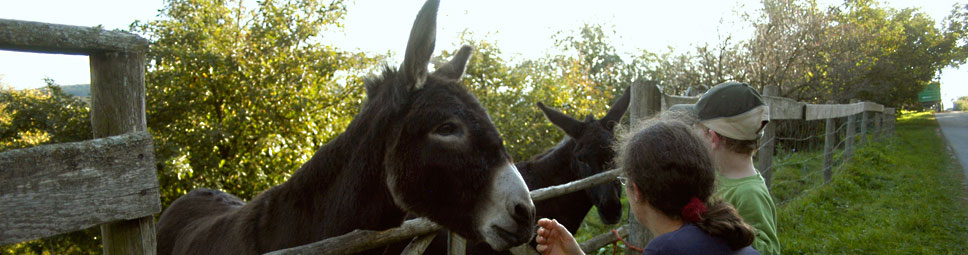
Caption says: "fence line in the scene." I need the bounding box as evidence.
[611,83,896,255]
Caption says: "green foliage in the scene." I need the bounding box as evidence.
[647,0,964,107]
[444,26,636,161]
[573,196,632,255]
[0,80,91,151]
[774,112,968,253]
[130,0,380,206]
[956,96,968,111]
[0,80,98,255]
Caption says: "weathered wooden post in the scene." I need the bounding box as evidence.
[0,19,158,255]
[625,80,660,252]
[874,110,883,140]
[448,231,465,255]
[860,105,869,144]
[823,101,836,184]
[845,99,858,161]
[630,80,663,123]
[91,50,156,255]
[887,108,896,136]
[758,85,779,187]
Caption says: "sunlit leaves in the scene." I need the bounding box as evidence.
[0,80,90,151]
[131,0,378,206]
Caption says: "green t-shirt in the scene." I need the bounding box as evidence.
[715,172,780,255]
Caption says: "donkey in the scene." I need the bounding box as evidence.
[155,1,536,254]
[520,87,630,234]
[413,88,631,254]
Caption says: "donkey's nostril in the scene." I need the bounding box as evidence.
[512,202,535,225]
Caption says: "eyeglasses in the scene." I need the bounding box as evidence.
[617,176,629,186]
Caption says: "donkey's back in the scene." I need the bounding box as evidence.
[157,188,256,255]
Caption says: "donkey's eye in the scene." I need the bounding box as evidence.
[434,123,460,136]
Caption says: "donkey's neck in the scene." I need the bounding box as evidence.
[519,137,582,189]
[242,112,408,252]
[517,137,595,233]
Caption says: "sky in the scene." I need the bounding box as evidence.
[0,0,965,105]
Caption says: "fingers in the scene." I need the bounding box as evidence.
[536,243,549,253]
[537,218,557,229]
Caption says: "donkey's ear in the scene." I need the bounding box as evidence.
[400,0,439,91]
[434,45,473,81]
[602,87,631,130]
[538,102,584,138]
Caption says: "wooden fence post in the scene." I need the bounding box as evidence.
[447,231,465,255]
[758,85,779,187]
[860,106,869,144]
[90,51,156,255]
[625,80,659,253]
[823,100,836,184]
[629,79,662,123]
[874,111,883,140]
[845,99,858,161]
[888,109,896,135]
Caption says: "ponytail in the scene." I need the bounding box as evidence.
[693,199,756,250]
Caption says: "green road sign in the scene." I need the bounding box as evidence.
[919,82,941,102]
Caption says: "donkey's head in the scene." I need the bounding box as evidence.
[366,0,534,250]
[536,88,630,225]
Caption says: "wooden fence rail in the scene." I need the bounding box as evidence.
[0,132,159,245]
[265,169,625,255]
[0,19,158,255]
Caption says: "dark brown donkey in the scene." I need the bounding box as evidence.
[521,87,629,234]
[156,1,535,254]
[413,88,630,254]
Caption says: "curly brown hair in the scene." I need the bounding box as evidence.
[615,119,755,250]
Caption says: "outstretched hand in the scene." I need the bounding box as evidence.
[535,218,584,255]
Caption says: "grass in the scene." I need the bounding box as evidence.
[573,111,968,254]
[775,111,968,254]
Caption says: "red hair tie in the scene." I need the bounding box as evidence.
[681,197,706,222]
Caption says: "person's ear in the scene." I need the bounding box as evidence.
[628,182,643,204]
[708,129,721,150]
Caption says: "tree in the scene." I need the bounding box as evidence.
[0,79,90,151]
[646,37,746,95]
[744,0,827,98]
[943,3,968,66]
[131,0,380,206]
[956,96,968,111]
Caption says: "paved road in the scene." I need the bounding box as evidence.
[936,112,968,174]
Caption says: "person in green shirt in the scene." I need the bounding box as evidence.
[673,82,780,255]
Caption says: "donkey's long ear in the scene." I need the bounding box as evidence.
[434,45,473,81]
[400,0,439,91]
[602,87,631,130]
[538,102,584,138]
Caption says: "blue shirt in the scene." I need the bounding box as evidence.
[643,223,760,255]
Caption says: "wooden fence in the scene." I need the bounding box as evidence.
[0,19,160,255]
[266,80,896,255]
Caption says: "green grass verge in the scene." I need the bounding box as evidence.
[776,111,968,254]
